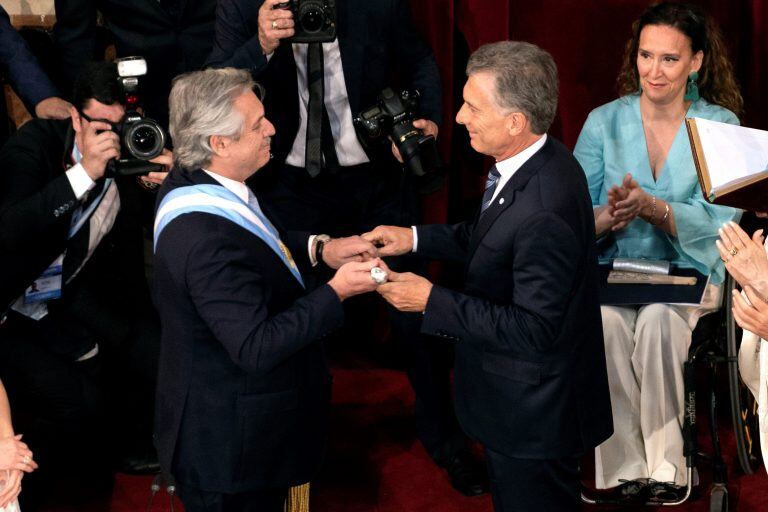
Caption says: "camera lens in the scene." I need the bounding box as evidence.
[124,120,165,160]
[298,1,325,33]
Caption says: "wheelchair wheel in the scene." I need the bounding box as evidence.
[725,276,763,474]
[709,483,728,512]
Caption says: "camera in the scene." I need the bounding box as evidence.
[275,0,336,43]
[354,88,442,187]
[106,57,167,177]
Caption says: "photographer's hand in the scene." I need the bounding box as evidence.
[258,0,295,56]
[79,120,120,181]
[390,118,438,163]
[140,149,173,188]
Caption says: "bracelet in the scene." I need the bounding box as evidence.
[645,195,657,223]
[651,201,670,226]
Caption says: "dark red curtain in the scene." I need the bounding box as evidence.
[409,0,768,219]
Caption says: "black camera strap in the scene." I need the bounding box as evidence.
[305,42,339,177]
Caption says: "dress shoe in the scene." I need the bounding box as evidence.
[443,450,489,497]
[648,481,686,503]
[612,478,651,502]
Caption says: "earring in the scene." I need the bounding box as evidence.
[684,71,700,102]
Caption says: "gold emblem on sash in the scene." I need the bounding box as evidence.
[278,240,298,270]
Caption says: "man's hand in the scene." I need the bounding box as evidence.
[732,286,768,340]
[79,120,121,181]
[139,148,173,188]
[362,225,413,257]
[377,271,433,313]
[258,0,295,56]
[321,235,378,269]
[391,119,438,163]
[328,258,387,301]
[34,97,73,120]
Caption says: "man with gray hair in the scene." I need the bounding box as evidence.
[152,67,384,511]
[364,41,613,510]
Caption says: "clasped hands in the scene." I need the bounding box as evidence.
[597,172,655,233]
[321,227,432,311]
[717,219,768,339]
[0,434,37,507]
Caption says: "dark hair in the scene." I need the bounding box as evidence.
[72,61,121,111]
[617,2,743,118]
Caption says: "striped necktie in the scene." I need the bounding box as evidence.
[480,165,501,213]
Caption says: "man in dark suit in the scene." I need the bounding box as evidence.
[0,62,167,508]
[154,67,384,511]
[0,5,71,145]
[206,0,441,234]
[206,2,487,494]
[366,41,614,511]
[53,0,217,127]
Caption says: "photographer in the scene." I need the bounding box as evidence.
[53,0,217,129]
[207,0,488,496]
[0,61,166,508]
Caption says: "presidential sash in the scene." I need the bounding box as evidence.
[154,184,305,288]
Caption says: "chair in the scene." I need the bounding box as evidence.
[582,271,762,511]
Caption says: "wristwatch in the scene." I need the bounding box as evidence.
[314,234,331,265]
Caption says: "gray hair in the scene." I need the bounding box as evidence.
[466,41,558,135]
[168,68,256,170]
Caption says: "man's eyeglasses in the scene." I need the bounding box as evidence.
[79,111,122,133]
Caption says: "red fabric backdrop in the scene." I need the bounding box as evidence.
[408,0,768,222]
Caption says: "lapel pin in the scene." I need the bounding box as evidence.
[499,198,505,205]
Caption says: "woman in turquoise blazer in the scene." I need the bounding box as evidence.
[574,2,743,503]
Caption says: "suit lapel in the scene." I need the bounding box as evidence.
[467,138,555,260]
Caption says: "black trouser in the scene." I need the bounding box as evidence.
[484,447,581,512]
[177,484,288,512]
[250,162,465,463]
[0,307,160,509]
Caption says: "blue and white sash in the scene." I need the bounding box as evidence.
[154,184,305,288]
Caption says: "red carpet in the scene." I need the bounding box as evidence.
[45,355,768,511]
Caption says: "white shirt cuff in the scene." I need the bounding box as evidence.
[308,234,318,266]
[65,163,96,200]
[411,226,418,252]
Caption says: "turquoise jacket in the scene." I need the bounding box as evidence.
[574,94,742,285]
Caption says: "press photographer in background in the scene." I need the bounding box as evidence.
[0,61,168,509]
[53,0,217,130]
[206,0,488,495]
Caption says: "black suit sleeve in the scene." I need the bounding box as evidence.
[415,221,473,263]
[387,0,442,125]
[182,227,344,373]
[0,122,77,305]
[421,211,582,354]
[206,0,268,74]
[0,6,59,111]
[53,0,98,95]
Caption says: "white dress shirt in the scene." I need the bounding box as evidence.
[283,40,369,168]
[412,135,548,251]
[204,169,320,263]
